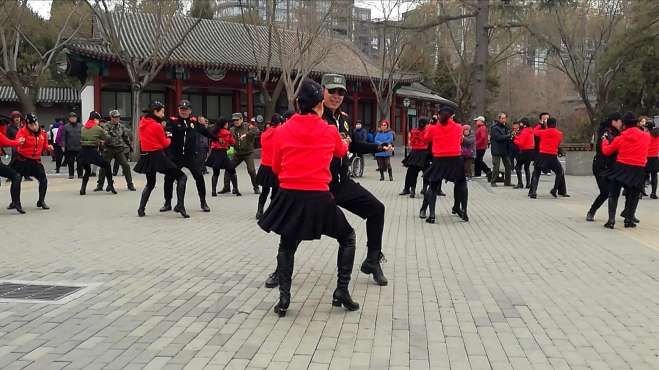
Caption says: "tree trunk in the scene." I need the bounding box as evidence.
[131,87,142,160]
[470,0,489,118]
[6,72,37,114]
[263,78,285,118]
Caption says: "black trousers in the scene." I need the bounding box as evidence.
[332,179,385,254]
[529,155,567,196]
[589,168,610,215]
[164,155,206,201]
[258,184,279,209]
[474,149,490,177]
[14,161,48,204]
[608,181,640,222]
[515,153,532,186]
[81,148,113,185]
[403,165,423,192]
[65,150,83,177]
[53,145,64,171]
[648,171,657,196]
[0,162,21,205]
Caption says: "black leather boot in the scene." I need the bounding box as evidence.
[256,204,264,220]
[265,270,279,288]
[360,250,388,286]
[231,174,241,196]
[160,199,172,212]
[425,188,437,224]
[388,168,393,181]
[379,170,384,181]
[10,175,23,214]
[137,187,152,217]
[36,181,49,210]
[419,194,428,219]
[409,186,415,198]
[200,197,210,212]
[173,175,190,218]
[605,195,618,229]
[211,174,218,197]
[106,179,117,194]
[274,243,294,317]
[333,231,359,311]
[80,178,88,195]
[218,174,231,194]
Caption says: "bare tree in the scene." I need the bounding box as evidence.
[0,1,84,113]
[84,0,201,155]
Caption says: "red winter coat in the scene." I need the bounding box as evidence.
[409,127,427,150]
[210,128,235,150]
[602,127,650,167]
[647,135,659,158]
[424,118,463,157]
[16,127,49,160]
[139,115,170,152]
[475,125,488,150]
[260,126,278,166]
[534,127,562,155]
[514,127,535,150]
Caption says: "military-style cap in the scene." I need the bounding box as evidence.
[68,111,78,117]
[231,112,243,120]
[142,100,165,113]
[89,111,102,120]
[178,99,192,109]
[109,109,121,117]
[25,113,38,124]
[439,105,455,114]
[321,73,346,91]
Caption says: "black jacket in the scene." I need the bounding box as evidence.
[165,115,215,158]
[490,122,512,157]
[593,126,620,174]
[323,108,382,187]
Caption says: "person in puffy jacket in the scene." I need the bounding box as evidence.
[490,113,513,186]
[62,112,83,179]
[375,120,395,181]
[461,124,475,179]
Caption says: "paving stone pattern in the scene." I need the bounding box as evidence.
[0,158,658,369]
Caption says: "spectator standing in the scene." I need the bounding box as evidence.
[461,124,475,179]
[490,113,513,187]
[473,116,491,179]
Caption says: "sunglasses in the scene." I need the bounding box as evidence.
[327,88,346,97]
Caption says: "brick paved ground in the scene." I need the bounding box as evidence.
[0,157,658,370]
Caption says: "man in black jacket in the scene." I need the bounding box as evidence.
[264,74,393,288]
[160,100,216,216]
[490,113,513,187]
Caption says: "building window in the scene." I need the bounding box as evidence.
[140,91,165,112]
[205,95,234,120]
[183,94,204,116]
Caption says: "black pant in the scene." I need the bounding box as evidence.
[589,172,610,215]
[226,153,258,189]
[423,179,468,217]
[515,152,532,186]
[648,171,657,196]
[53,145,64,172]
[474,149,490,177]
[332,179,385,254]
[65,150,82,177]
[608,181,640,223]
[15,161,48,204]
[258,184,279,210]
[81,148,113,186]
[529,155,567,196]
[403,165,423,192]
[491,155,512,185]
[164,155,206,201]
[0,162,21,206]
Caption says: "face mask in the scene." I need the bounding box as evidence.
[356,125,362,129]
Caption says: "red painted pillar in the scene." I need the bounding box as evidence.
[352,93,359,122]
[234,90,241,113]
[246,78,254,119]
[93,74,102,113]
[174,79,183,107]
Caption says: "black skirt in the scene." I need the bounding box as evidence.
[77,146,103,167]
[602,162,646,190]
[256,165,278,188]
[205,149,234,169]
[134,150,178,174]
[517,149,534,164]
[258,189,353,241]
[534,153,557,171]
[10,155,45,178]
[423,156,465,183]
[645,157,659,173]
[402,149,430,168]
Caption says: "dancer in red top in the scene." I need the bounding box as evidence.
[9,114,52,212]
[133,101,189,218]
[513,118,535,189]
[0,115,26,213]
[419,106,469,223]
[255,114,282,219]
[644,121,659,199]
[258,79,357,317]
[601,112,651,228]
[206,117,238,197]
[528,118,569,199]
[400,117,429,198]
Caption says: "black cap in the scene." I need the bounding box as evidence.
[178,99,192,109]
[270,114,282,125]
[25,113,38,124]
[143,100,165,113]
[296,79,324,111]
[439,106,455,114]
[622,111,637,126]
[520,117,530,126]
[89,111,102,120]
[547,117,558,127]
[283,110,295,120]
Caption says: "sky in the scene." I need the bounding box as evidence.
[29,0,417,21]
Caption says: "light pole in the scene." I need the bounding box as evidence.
[403,98,411,157]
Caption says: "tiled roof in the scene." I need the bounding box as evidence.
[68,13,418,82]
[396,83,456,108]
[0,86,80,104]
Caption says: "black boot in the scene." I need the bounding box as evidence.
[137,187,152,217]
[173,175,190,218]
[80,178,88,195]
[409,186,416,199]
[106,180,117,194]
[425,188,437,224]
[231,174,241,196]
[605,195,618,229]
[10,175,23,214]
[93,184,103,192]
[333,232,359,311]
[360,250,388,286]
[388,168,393,181]
[36,181,49,210]
[419,193,429,219]
[211,174,218,197]
[218,174,231,194]
[265,270,279,288]
[274,242,294,317]
[160,199,172,212]
[200,197,210,212]
[399,188,410,196]
[256,204,264,220]
[379,170,384,181]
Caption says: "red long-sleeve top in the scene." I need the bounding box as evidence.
[409,127,427,150]
[514,127,535,150]
[210,128,235,150]
[424,118,463,157]
[647,135,659,158]
[602,127,650,167]
[534,127,562,155]
[139,115,171,152]
[16,127,49,160]
[259,126,278,166]
[272,113,348,191]
[475,125,488,150]
[0,131,20,147]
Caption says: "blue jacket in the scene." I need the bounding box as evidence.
[375,131,394,157]
[354,128,368,143]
